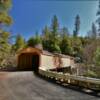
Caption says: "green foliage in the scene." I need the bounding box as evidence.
[0,31,11,52]
[79,37,90,47]
[91,23,97,38]
[34,32,42,44]
[27,37,35,47]
[84,70,97,78]
[51,15,59,36]
[41,15,83,55]
[73,15,80,37]
[0,31,11,66]
[42,26,50,50]
[42,37,61,53]
[87,23,97,39]
[13,34,25,52]
[0,12,12,26]
[42,16,61,53]
[96,0,100,37]
[0,0,12,12]
[0,0,12,26]
[49,15,61,53]
[60,34,72,55]
[27,32,42,47]
[42,25,50,39]
[0,0,12,67]
[61,27,69,36]
[94,47,100,66]
[50,43,61,53]
[71,37,83,57]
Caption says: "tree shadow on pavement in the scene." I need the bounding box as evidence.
[0,67,34,72]
[35,73,100,98]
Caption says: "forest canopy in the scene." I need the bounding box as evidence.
[0,0,100,78]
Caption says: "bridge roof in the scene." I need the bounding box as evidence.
[17,47,74,59]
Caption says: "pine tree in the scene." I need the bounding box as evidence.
[91,23,97,38]
[13,34,25,52]
[33,31,42,47]
[42,15,61,53]
[87,23,97,39]
[94,47,100,66]
[51,15,59,37]
[42,25,50,40]
[42,25,51,50]
[27,32,42,49]
[73,15,80,37]
[60,33,72,55]
[49,15,61,53]
[27,37,35,47]
[61,27,69,37]
[71,37,83,57]
[51,15,60,45]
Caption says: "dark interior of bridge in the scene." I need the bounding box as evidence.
[18,53,39,72]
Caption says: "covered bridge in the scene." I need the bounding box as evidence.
[17,47,75,73]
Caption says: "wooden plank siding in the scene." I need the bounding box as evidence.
[17,47,41,70]
[18,53,33,69]
[17,47,75,71]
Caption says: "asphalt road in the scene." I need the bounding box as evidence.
[0,71,100,100]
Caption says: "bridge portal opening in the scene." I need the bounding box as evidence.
[18,53,40,72]
[32,54,39,72]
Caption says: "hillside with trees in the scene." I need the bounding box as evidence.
[0,0,100,78]
[0,0,13,67]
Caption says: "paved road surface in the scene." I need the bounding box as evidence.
[0,71,100,100]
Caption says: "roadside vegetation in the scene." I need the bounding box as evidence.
[0,0,100,78]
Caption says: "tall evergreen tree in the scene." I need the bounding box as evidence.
[87,23,97,39]
[91,23,97,38]
[27,37,35,47]
[42,25,51,50]
[73,15,80,37]
[71,37,83,57]
[13,34,25,52]
[42,15,61,53]
[51,15,59,37]
[27,31,42,48]
[60,32,72,55]
[94,47,100,66]
[61,27,69,36]
[34,31,42,46]
[49,15,61,53]
[42,25,50,40]
[51,15,60,44]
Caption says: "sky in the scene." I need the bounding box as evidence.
[10,0,99,40]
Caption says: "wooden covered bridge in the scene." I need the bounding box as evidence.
[17,47,75,73]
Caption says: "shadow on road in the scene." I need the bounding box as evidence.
[0,68,100,98]
[34,73,100,98]
[0,67,33,72]
[0,67,17,72]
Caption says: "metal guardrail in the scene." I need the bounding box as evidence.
[39,69,100,90]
